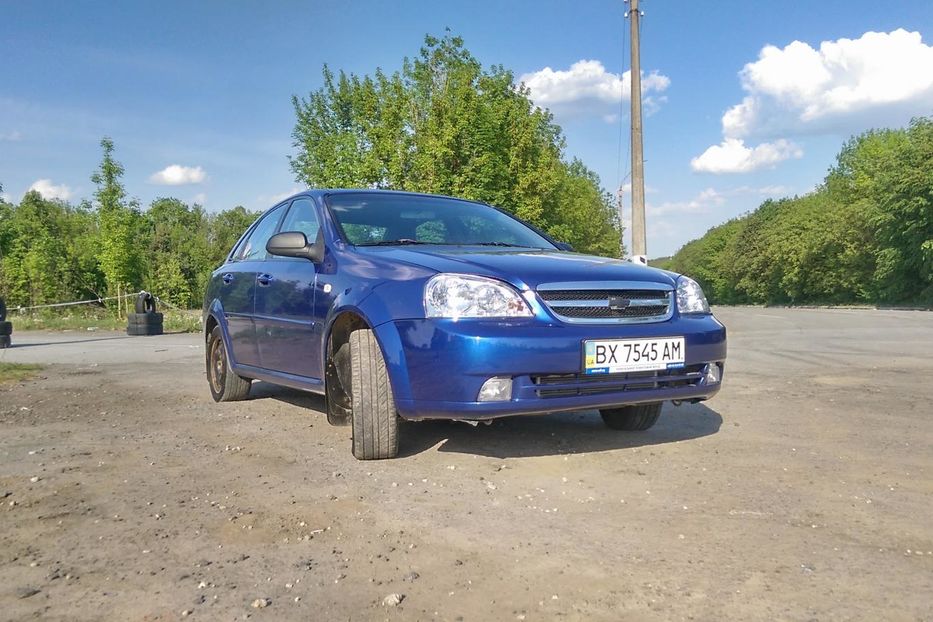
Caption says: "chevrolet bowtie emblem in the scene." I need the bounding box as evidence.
[608,296,631,311]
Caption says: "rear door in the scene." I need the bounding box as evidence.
[254,197,322,378]
[220,203,286,368]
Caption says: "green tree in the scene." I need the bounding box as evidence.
[668,117,932,306]
[92,137,144,304]
[291,32,622,256]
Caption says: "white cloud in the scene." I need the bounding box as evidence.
[149,164,207,185]
[730,29,933,136]
[520,60,671,120]
[192,193,207,205]
[0,130,22,141]
[695,29,933,173]
[0,192,12,203]
[27,179,73,201]
[646,187,725,217]
[690,138,802,174]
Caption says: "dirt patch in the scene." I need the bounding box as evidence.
[1,309,932,620]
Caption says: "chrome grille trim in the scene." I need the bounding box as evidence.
[537,280,674,324]
[546,297,670,308]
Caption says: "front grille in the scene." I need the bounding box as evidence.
[531,364,704,398]
[537,284,673,323]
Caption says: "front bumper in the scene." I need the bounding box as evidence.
[374,314,727,421]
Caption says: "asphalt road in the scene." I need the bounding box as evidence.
[1,307,931,621]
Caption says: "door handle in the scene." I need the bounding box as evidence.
[257,274,274,286]
[222,273,234,284]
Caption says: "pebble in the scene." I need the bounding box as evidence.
[403,571,420,582]
[181,610,192,617]
[382,593,404,607]
[16,587,40,599]
[30,476,40,483]
[251,598,271,608]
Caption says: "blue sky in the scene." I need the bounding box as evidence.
[2,0,932,256]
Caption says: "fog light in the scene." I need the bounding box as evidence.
[704,363,722,384]
[478,376,512,402]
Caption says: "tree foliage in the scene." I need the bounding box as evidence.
[0,141,261,310]
[291,32,622,257]
[669,118,933,305]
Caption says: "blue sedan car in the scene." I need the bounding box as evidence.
[203,190,726,459]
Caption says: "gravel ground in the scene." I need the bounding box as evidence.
[1,307,931,621]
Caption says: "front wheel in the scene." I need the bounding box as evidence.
[206,325,251,402]
[349,329,399,460]
[600,402,662,431]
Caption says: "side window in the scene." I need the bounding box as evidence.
[279,198,321,242]
[236,205,285,261]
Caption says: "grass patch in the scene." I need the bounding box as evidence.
[0,362,43,383]
[7,307,202,333]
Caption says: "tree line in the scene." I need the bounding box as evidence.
[659,117,933,306]
[0,138,259,310]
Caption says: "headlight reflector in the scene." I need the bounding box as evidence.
[676,276,710,314]
[424,274,532,319]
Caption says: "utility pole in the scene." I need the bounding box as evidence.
[627,0,647,264]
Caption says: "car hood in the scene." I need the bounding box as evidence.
[355,247,678,289]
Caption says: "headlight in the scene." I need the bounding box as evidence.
[676,276,710,314]
[424,274,532,319]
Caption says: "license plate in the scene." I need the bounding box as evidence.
[584,337,685,374]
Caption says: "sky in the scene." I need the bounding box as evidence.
[1,0,932,257]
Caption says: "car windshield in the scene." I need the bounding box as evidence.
[326,193,556,249]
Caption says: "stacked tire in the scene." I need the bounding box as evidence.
[0,297,10,349]
[127,292,163,336]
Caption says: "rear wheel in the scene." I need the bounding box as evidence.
[206,325,251,402]
[600,402,662,431]
[349,329,399,460]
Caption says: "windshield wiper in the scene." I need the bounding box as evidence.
[357,238,429,246]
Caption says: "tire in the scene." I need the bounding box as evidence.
[126,323,163,336]
[349,329,399,460]
[0,335,10,349]
[206,325,250,402]
[600,402,663,431]
[0,297,6,322]
[134,292,157,314]
[0,321,11,336]
[127,312,164,326]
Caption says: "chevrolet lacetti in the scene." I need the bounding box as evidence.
[202,190,726,459]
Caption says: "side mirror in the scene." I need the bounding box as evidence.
[266,230,324,262]
[555,241,574,252]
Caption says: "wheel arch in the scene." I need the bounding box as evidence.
[203,300,237,367]
[323,305,411,425]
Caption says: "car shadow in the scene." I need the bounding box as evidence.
[248,381,722,459]
[398,403,723,459]
[249,381,327,411]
